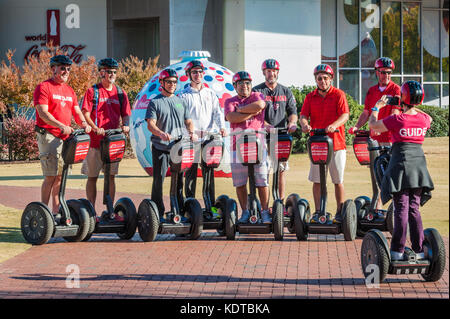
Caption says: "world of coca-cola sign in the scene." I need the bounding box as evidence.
[23,8,86,63]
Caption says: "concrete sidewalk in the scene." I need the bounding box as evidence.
[0,185,448,299]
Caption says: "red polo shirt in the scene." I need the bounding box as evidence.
[300,86,349,151]
[364,81,401,143]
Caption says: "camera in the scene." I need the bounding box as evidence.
[386,96,400,105]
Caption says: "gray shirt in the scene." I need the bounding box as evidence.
[145,94,191,152]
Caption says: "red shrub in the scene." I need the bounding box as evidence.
[3,116,39,160]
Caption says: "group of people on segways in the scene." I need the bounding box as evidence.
[21,52,445,283]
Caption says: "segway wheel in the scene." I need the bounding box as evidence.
[214,195,229,236]
[224,198,237,240]
[272,199,284,241]
[421,228,446,282]
[78,198,96,241]
[361,230,390,283]
[342,199,357,241]
[21,202,54,245]
[137,199,159,242]
[63,200,91,242]
[184,198,203,240]
[115,197,138,240]
[386,202,394,235]
[286,194,308,241]
[354,196,370,238]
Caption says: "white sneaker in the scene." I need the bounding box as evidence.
[238,210,251,223]
[390,250,404,261]
[261,210,272,224]
[416,252,425,259]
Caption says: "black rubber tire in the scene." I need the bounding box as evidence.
[354,196,370,238]
[342,199,357,241]
[361,230,390,283]
[386,202,394,235]
[63,199,91,242]
[421,228,446,282]
[78,198,96,241]
[214,194,229,236]
[184,198,203,240]
[286,194,308,241]
[137,199,160,242]
[272,199,284,241]
[115,197,138,240]
[224,198,237,240]
[21,202,54,245]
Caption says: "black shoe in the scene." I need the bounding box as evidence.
[333,212,343,223]
[310,211,320,223]
[53,213,62,225]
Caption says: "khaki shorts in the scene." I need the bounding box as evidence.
[81,147,120,177]
[36,132,67,176]
[308,149,346,184]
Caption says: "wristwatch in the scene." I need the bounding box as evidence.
[371,107,379,112]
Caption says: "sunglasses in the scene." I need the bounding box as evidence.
[190,70,204,75]
[163,80,178,85]
[316,76,330,81]
[59,66,71,71]
[236,81,252,86]
[378,70,392,75]
[105,70,117,74]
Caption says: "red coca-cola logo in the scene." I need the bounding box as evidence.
[353,143,370,165]
[310,142,329,163]
[24,44,86,63]
[74,141,90,163]
[109,140,126,161]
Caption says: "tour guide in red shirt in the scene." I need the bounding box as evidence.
[34,54,92,219]
[299,64,350,222]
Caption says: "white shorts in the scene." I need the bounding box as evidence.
[308,149,346,184]
[81,147,120,178]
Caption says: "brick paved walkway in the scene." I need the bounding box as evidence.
[0,185,448,299]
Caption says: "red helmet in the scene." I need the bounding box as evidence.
[159,68,178,81]
[232,71,252,84]
[374,57,395,70]
[261,59,280,71]
[184,60,204,75]
[313,64,334,78]
[401,81,424,106]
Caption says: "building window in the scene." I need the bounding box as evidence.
[321,0,449,108]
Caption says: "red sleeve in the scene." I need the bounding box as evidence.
[337,91,349,115]
[300,94,311,117]
[121,90,132,117]
[33,83,48,106]
[382,114,397,131]
[81,87,94,113]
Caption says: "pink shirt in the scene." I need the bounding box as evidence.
[224,92,265,151]
[382,112,431,144]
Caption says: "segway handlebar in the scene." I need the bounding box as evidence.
[195,130,223,143]
[71,129,89,136]
[104,128,123,136]
[349,129,370,137]
[309,128,339,135]
[229,128,268,137]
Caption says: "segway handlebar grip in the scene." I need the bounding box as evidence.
[104,128,123,136]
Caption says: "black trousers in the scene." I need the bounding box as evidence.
[185,163,215,203]
[151,146,184,216]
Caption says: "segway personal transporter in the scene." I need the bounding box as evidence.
[21,129,91,245]
[195,131,235,236]
[224,129,284,240]
[79,129,138,241]
[286,129,357,241]
[266,128,294,232]
[361,228,446,282]
[137,136,203,241]
[351,130,393,236]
